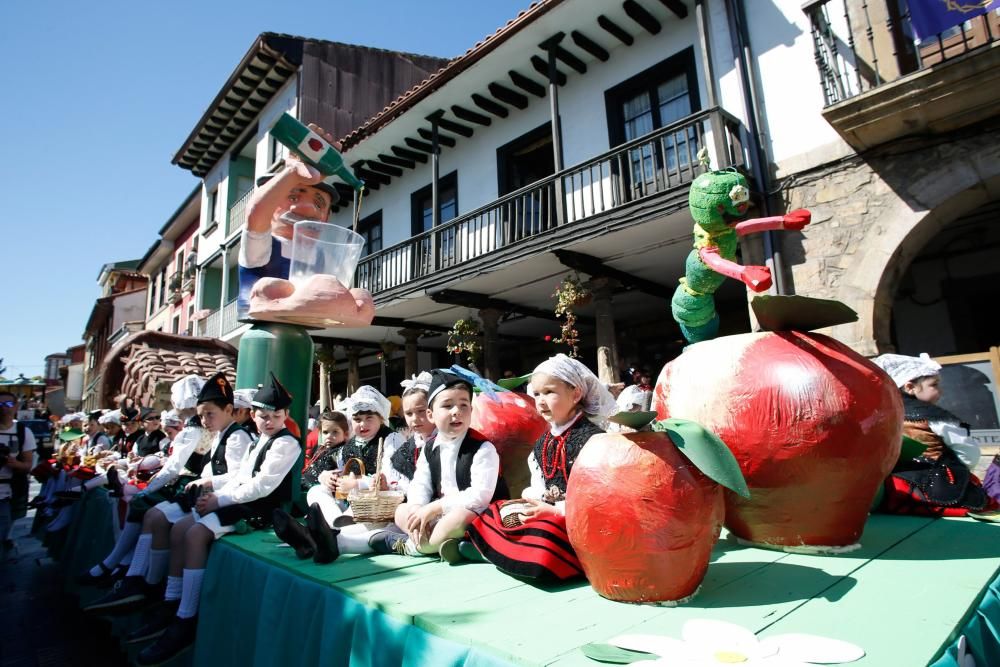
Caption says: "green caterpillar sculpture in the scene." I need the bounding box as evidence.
[671,167,811,343]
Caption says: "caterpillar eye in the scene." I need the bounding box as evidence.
[729,185,749,205]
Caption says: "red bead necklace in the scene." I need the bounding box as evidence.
[540,431,570,481]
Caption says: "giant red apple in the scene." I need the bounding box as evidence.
[653,331,902,549]
[471,390,548,497]
[566,430,725,603]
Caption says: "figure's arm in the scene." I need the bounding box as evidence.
[246,123,339,233]
[733,209,811,237]
[698,246,772,292]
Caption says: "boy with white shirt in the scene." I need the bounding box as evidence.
[136,372,301,665]
[371,370,507,557]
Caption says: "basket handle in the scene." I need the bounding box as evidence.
[367,438,385,497]
[344,457,366,477]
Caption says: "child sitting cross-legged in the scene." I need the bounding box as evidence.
[135,372,301,666]
[369,370,508,557]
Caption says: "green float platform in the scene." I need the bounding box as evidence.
[53,489,1000,666]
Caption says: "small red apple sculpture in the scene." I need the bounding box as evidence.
[653,331,903,551]
[471,389,548,496]
[566,417,748,604]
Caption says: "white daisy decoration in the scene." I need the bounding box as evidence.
[607,619,865,666]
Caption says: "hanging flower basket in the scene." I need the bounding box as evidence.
[552,274,591,358]
[447,318,483,362]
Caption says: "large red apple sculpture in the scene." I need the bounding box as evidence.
[566,417,748,604]
[466,379,548,497]
[652,330,903,551]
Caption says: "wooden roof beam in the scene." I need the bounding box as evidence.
[471,93,509,118]
[362,160,403,178]
[404,137,435,153]
[437,116,474,138]
[451,104,492,126]
[391,145,428,163]
[552,250,671,299]
[508,70,547,98]
[377,152,416,170]
[658,0,689,19]
[417,127,456,147]
[598,15,634,45]
[570,30,610,62]
[489,81,530,108]
[531,55,567,85]
[623,0,662,34]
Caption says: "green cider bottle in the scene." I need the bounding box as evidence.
[270,112,365,191]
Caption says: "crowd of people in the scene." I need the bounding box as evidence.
[4,349,1000,662]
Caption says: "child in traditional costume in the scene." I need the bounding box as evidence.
[135,372,301,665]
[84,373,252,615]
[384,372,435,491]
[464,354,616,580]
[300,410,350,491]
[872,353,994,516]
[77,376,211,589]
[370,370,506,557]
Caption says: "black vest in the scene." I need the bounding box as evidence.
[89,432,112,450]
[122,429,142,454]
[531,417,605,495]
[249,428,295,504]
[425,431,509,503]
[135,429,167,456]
[341,424,394,476]
[390,435,421,482]
[211,421,248,475]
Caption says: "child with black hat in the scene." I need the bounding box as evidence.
[83,372,253,621]
[135,372,301,666]
[133,408,169,457]
[84,410,113,454]
[237,124,341,318]
[369,370,506,558]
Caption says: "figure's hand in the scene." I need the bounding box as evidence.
[782,209,811,231]
[741,266,773,292]
[196,493,219,516]
[521,498,560,519]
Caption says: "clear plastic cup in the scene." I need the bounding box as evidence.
[288,220,365,288]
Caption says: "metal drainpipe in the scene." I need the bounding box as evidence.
[723,0,785,294]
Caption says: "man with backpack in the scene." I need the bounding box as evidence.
[0,390,35,550]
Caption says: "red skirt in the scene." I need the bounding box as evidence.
[466,501,583,582]
[880,474,998,517]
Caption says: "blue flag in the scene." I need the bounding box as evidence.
[908,0,999,41]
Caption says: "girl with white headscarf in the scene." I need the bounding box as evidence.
[461,354,617,580]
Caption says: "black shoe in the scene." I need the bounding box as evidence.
[438,538,462,565]
[306,504,340,564]
[27,495,45,509]
[82,576,152,614]
[458,539,485,562]
[368,530,409,556]
[75,562,114,587]
[106,468,123,496]
[332,514,356,528]
[126,600,181,644]
[56,488,84,500]
[136,616,197,666]
[272,509,316,560]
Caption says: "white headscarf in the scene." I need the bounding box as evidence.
[530,354,618,418]
[400,371,433,395]
[344,385,391,422]
[171,375,206,410]
[872,353,942,387]
[160,410,183,427]
[233,388,257,410]
[98,410,121,426]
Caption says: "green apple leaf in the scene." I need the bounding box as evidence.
[653,418,750,498]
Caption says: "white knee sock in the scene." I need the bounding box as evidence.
[307,486,344,525]
[337,529,379,554]
[126,534,153,577]
[121,546,135,565]
[145,549,170,585]
[177,568,205,619]
[100,521,141,570]
[165,575,183,601]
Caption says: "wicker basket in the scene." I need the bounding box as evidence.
[498,499,534,528]
[347,439,405,523]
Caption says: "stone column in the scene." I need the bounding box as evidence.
[398,328,422,378]
[587,277,620,385]
[478,308,503,381]
[346,346,361,395]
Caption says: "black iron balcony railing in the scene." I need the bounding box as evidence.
[355,107,745,295]
[805,0,1000,106]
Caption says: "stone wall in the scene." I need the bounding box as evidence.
[772,118,1000,355]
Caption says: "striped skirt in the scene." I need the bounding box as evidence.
[466,500,584,582]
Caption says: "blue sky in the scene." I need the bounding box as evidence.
[0,0,531,378]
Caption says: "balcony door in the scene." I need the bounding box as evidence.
[605,48,700,199]
[497,122,555,243]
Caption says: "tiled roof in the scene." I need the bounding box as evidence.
[94,330,238,409]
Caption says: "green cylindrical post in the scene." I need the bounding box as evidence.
[236,322,314,505]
